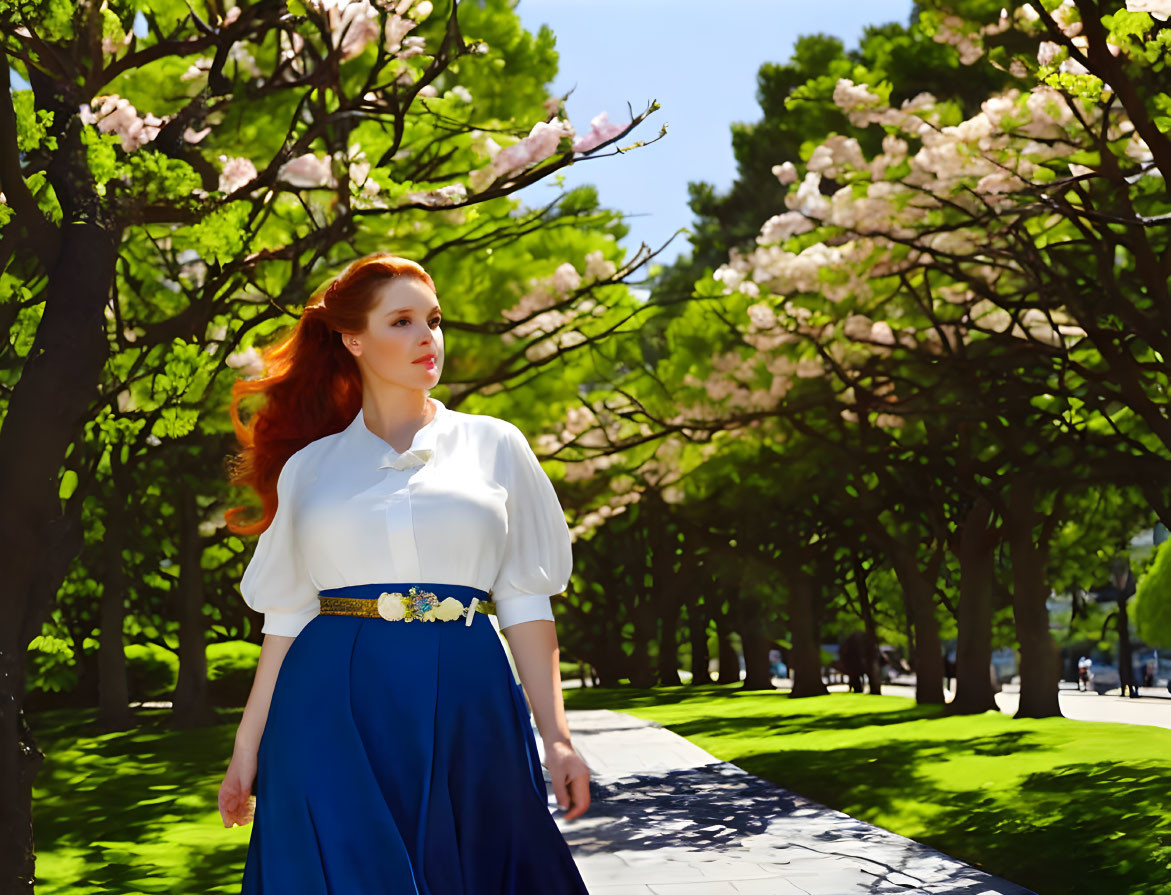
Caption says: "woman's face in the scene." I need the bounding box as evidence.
[343,276,443,389]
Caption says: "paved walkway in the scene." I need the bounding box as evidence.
[534,709,1034,895]
[875,681,1171,731]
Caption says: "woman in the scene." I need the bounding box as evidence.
[217,253,592,893]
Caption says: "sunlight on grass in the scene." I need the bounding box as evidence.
[26,686,1171,894]
[29,707,250,894]
[563,684,1171,894]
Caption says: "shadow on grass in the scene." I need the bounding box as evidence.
[564,686,1171,895]
[29,706,247,895]
[744,742,1171,894]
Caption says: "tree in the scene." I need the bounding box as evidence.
[0,0,659,887]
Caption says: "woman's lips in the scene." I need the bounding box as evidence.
[414,354,437,368]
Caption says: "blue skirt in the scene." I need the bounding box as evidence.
[240,583,590,894]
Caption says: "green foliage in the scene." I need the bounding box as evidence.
[25,633,77,695]
[206,640,261,705]
[6,0,654,707]
[1135,542,1171,646]
[175,202,250,265]
[124,643,179,701]
[12,90,55,152]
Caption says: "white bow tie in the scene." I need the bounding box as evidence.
[383,448,433,471]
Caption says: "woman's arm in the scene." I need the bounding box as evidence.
[501,619,591,820]
[235,633,295,752]
[219,633,295,827]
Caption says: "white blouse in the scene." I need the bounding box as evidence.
[239,396,573,638]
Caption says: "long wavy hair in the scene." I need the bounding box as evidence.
[224,253,437,536]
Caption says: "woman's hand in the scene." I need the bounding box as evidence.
[543,739,591,821]
[219,746,258,828]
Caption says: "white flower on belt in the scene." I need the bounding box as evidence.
[377,592,406,620]
[434,597,464,620]
[377,588,467,622]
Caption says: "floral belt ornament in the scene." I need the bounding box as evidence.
[378,586,467,622]
[318,586,495,627]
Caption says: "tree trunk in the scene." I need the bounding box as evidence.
[593,621,624,689]
[687,597,713,685]
[649,497,681,686]
[655,600,682,686]
[1118,597,1137,697]
[786,566,829,698]
[714,604,740,685]
[737,589,775,691]
[0,205,120,890]
[684,553,713,685]
[890,543,946,706]
[1006,478,1063,719]
[854,556,882,695]
[97,487,134,731]
[588,553,625,687]
[627,521,656,688]
[949,496,999,714]
[67,607,100,707]
[171,479,218,728]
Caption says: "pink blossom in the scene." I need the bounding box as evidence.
[85,95,167,152]
[277,153,337,188]
[405,184,467,206]
[492,119,573,178]
[746,303,777,330]
[1127,0,1170,15]
[218,155,258,193]
[584,250,617,282]
[772,162,798,185]
[226,346,266,379]
[334,0,380,59]
[552,262,582,294]
[571,111,626,153]
[1037,40,1061,67]
[102,28,132,57]
[399,35,427,59]
[758,211,814,245]
[871,321,896,345]
[806,134,866,179]
[384,13,418,54]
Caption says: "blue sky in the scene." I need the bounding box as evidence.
[513,0,912,275]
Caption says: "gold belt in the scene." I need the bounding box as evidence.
[318,586,496,627]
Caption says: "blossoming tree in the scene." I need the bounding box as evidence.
[0,0,661,885]
[699,0,1170,715]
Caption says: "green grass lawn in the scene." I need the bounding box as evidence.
[25,686,1171,894]
[28,706,251,894]
[563,683,1171,895]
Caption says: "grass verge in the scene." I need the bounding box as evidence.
[562,683,1171,895]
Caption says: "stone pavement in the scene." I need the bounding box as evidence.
[533,709,1035,895]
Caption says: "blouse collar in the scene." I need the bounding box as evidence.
[345,396,447,470]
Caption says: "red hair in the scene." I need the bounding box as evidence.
[224,253,437,536]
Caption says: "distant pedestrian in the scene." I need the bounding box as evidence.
[1077,656,1091,692]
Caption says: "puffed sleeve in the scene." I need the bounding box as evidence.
[239,449,320,638]
[490,422,573,630]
